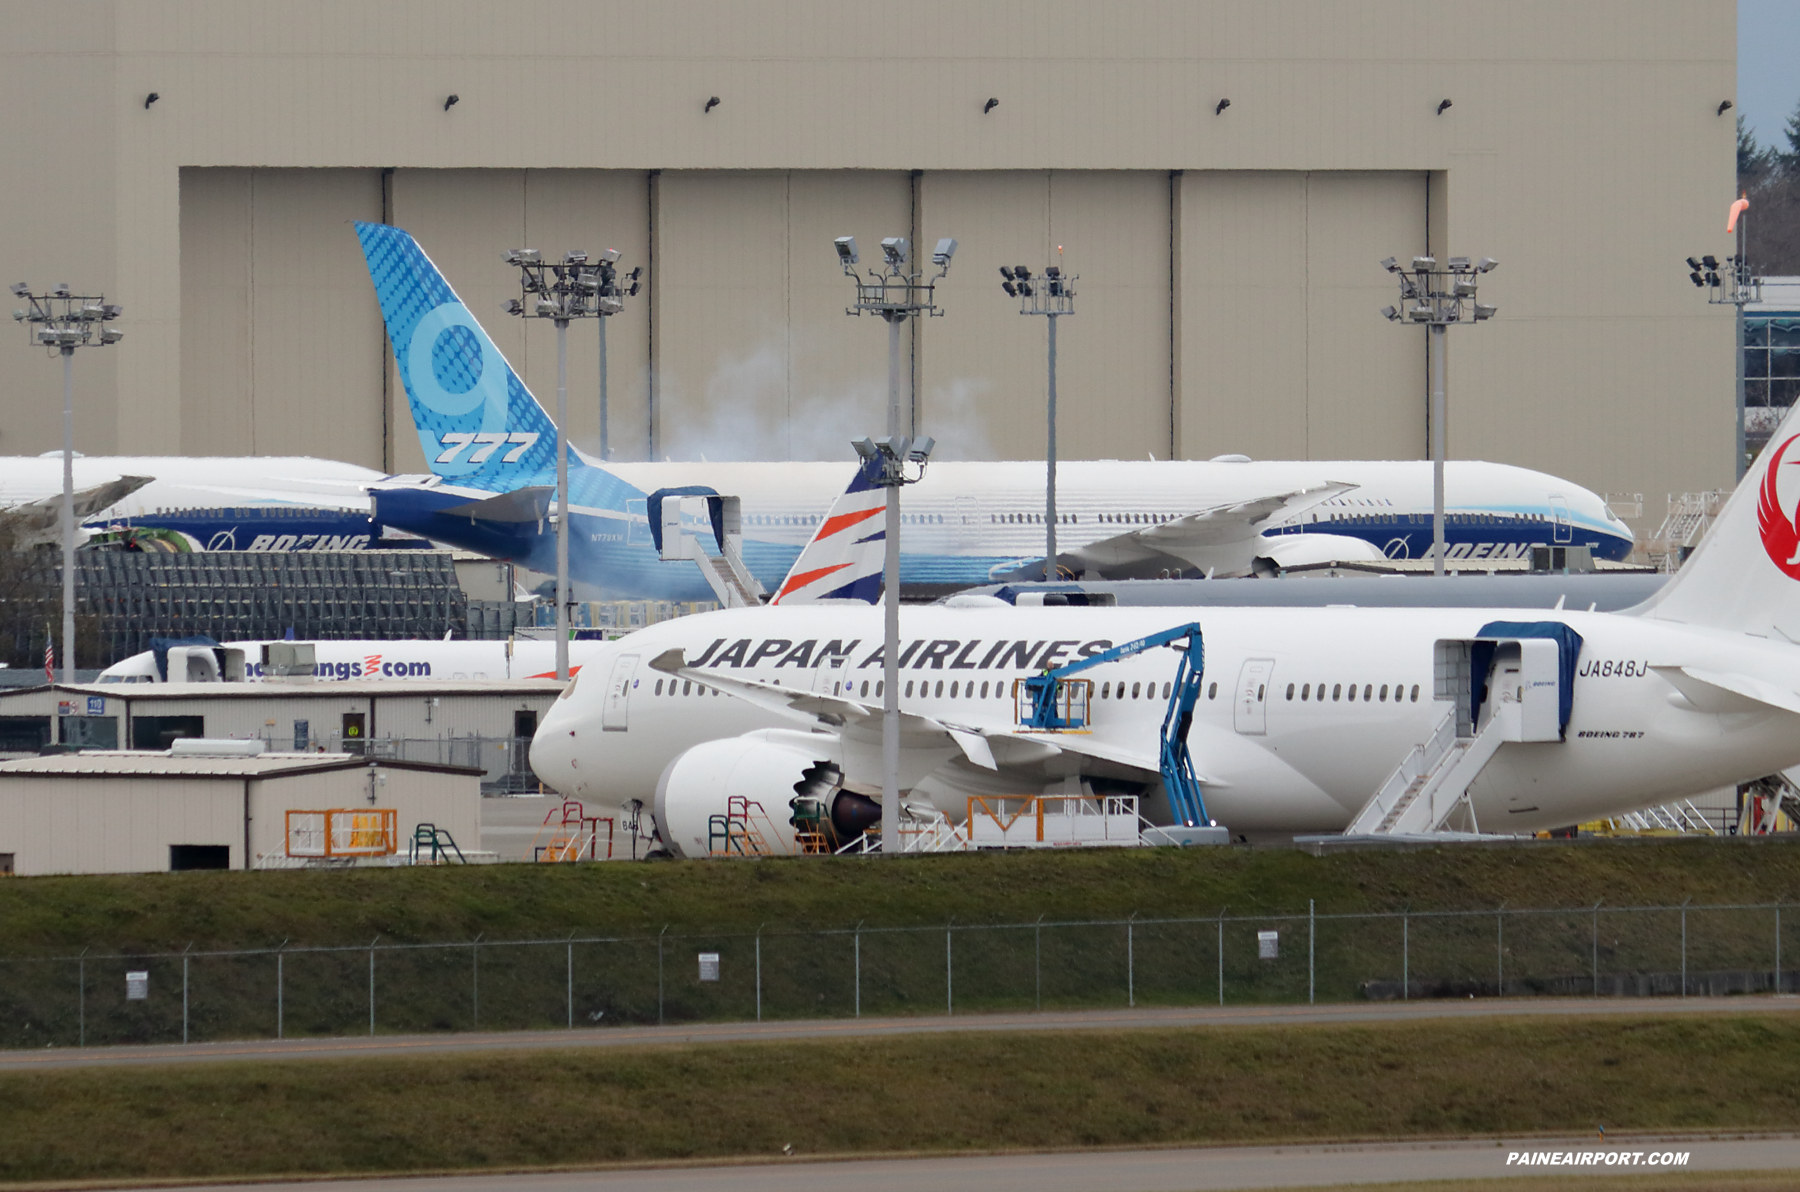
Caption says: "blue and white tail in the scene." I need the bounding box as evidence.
[355,222,558,493]
[769,456,887,605]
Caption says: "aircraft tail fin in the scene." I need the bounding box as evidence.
[1641,401,1800,639]
[768,457,887,605]
[355,222,558,492]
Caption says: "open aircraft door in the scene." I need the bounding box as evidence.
[1233,658,1274,736]
[601,654,639,732]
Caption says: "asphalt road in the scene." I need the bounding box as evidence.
[136,1133,1800,1192]
[2,994,1796,1072]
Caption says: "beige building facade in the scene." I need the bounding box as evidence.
[0,1,1739,506]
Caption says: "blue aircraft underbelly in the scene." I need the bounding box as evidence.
[1277,519,1631,562]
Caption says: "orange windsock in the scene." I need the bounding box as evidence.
[1728,193,1750,233]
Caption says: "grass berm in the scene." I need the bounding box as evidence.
[4,838,1800,1048]
[5,836,1800,954]
[0,1013,1796,1185]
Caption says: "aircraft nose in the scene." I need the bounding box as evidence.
[531,703,584,796]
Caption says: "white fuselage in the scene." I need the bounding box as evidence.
[0,456,382,519]
[532,604,1800,835]
[99,637,614,683]
[604,457,1631,561]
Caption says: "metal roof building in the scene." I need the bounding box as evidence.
[0,751,481,875]
[0,0,1739,516]
[0,680,565,792]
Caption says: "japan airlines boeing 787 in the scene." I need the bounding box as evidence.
[530,401,1800,851]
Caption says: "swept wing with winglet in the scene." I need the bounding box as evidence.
[643,644,1201,801]
[1048,483,1390,579]
[3,475,153,546]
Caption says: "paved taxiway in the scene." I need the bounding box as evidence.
[139,1133,1800,1191]
[4,995,1796,1072]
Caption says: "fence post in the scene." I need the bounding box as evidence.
[1217,911,1225,1006]
[1592,902,1601,998]
[945,924,953,1017]
[1035,914,1044,1012]
[566,939,574,1030]
[1308,901,1315,1006]
[1778,904,1784,995]
[77,949,86,1048]
[277,946,285,1040]
[1496,906,1504,997]
[182,948,190,1045]
[755,926,763,1024]
[1680,899,1689,997]
[1127,914,1136,1008]
[854,921,862,1019]
[657,926,667,1027]
[368,936,378,1037]
[1402,912,1408,1001]
[472,935,481,1027]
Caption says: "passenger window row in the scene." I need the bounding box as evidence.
[994,512,1077,525]
[1284,681,1420,704]
[1098,680,1172,701]
[1098,512,1172,525]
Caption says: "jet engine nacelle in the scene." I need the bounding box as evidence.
[653,730,878,859]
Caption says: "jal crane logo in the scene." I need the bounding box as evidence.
[1757,434,1800,578]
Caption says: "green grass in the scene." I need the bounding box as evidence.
[3,837,1800,955]
[0,1013,1796,1186]
[4,842,1799,1051]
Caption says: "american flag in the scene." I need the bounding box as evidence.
[43,635,53,684]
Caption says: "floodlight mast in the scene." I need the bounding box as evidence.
[1685,199,1761,481]
[1380,254,1496,576]
[11,285,122,691]
[837,233,955,854]
[1001,256,1077,580]
[502,249,622,681]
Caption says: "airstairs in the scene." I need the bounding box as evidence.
[656,491,764,608]
[1346,706,1507,834]
[1644,491,1725,572]
[1346,626,1578,837]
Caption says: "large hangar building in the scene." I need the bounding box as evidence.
[0,1,1737,510]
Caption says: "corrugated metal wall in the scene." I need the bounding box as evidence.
[0,0,1738,504]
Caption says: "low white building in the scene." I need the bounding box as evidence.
[0,680,564,793]
[0,751,481,875]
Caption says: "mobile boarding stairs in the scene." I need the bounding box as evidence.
[651,489,763,608]
[1343,623,1580,837]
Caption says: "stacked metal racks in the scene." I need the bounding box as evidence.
[62,551,469,663]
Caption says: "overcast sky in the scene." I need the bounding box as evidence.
[1740,0,1800,152]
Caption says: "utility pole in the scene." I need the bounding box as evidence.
[837,234,956,853]
[1001,254,1078,581]
[1381,255,1497,575]
[501,249,615,681]
[1686,192,1761,482]
[10,283,123,684]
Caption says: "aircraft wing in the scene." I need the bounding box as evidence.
[8,475,154,539]
[997,482,1358,580]
[649,646,1187,784]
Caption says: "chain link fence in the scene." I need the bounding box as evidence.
[1,901,1792,1050]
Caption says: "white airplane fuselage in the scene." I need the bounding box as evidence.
[532,604,1800,836]
[100,637,613,683]
[0,456,382,518]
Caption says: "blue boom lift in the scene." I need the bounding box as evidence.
[1017,623,1213,828]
